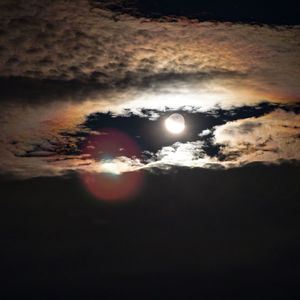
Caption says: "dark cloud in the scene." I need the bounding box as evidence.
[115,69,247,91]
[90,0,300,24]
[1,163,299,297]
[0,76,107,104]
[0,69,245,105]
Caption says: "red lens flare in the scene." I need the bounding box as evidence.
[80,129,144,202]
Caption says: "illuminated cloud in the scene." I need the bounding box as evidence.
[199,129,211,137]
[0,0,299,179]
[0,0,299,110]
[213,109,300,165]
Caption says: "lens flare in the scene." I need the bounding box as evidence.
[99,161,121,175]
[80,129,143,202]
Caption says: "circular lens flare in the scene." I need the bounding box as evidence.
[80,129,143,202]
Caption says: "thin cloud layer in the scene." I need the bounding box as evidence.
[0,0,300,108]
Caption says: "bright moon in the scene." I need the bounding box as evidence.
[165,113,185,134]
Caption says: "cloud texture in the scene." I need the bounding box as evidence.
[0,0,299,179]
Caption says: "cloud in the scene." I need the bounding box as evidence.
[90,0,300,25]
[198,129,211,137]
[0,0,299,110]
[76,109,300,174]
[0,0,299,179]
[0,106,299,179]
[213,109,300,165]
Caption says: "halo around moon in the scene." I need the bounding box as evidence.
[165,113,185,134]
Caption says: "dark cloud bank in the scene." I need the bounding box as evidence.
[91,0,300,24]
[1,163,299,298]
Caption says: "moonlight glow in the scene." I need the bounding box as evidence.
[99,162,120,175]
[165,113,185,134]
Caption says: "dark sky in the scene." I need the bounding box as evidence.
[0,0,300,299]
[91,0,300,24]
[1,164,300,298]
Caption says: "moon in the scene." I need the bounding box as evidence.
[165,113,185,134]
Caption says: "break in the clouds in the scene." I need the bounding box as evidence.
[92,109,300,173]
[0,0,299,179]
[1,106,299,179]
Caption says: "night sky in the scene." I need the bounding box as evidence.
[0,0,300,299]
